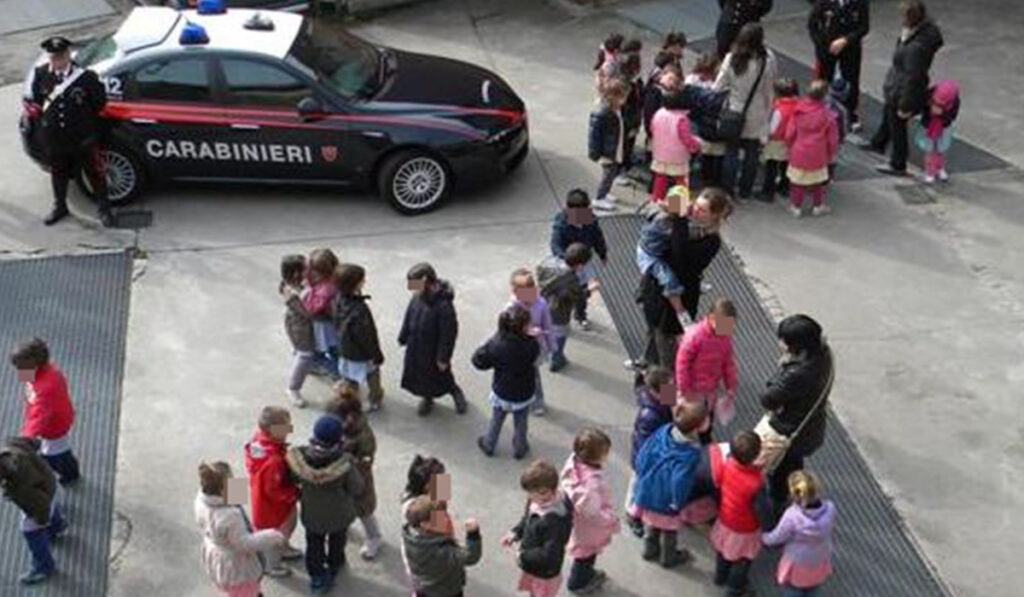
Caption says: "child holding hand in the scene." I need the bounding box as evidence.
[503,460,573,597]
[709,431,765,597]
[675,298,739,443]
[763,471,836,597]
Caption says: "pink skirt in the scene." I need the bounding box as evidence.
[709,520,762,562]
[679,496,717,526]
[777,556,832,588]
[518,572,562,597]
[222,580,261,597]
[628,505,681,531]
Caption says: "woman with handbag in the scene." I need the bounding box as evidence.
[713,23,777,201]
[755,315,834,523]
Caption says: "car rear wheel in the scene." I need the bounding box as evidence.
[378,150,451,215]
[77,145,146,207]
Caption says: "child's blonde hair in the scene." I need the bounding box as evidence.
[788,470,823,506]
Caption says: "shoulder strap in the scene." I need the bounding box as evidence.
[788,346,835,443]
[42,66,88,113]
[740,56,768,118]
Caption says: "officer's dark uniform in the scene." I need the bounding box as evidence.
[30,37,112,227]
[716,0,773,58]
[808,0,870,122]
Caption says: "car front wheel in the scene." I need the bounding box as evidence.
[77,145,146,207]
[378,150,451,215]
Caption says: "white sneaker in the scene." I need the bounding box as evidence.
[811,205,831,217]
[360,537,381,560]
[592,198,617,211]
[266,565,292,578]
[281,545,303,561]
[287,389,307,408]
[923,174,936,184]
[937,169,949,182]
[788,205,803,218]
[605,193,620,203]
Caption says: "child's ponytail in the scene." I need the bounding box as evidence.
[788,470,823,506]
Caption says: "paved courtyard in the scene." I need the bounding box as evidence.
[0,1,1022,596]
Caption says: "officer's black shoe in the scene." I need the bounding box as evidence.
[99,209,115,228]
[43,206,69,226]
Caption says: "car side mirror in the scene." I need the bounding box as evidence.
[297,97,324,121]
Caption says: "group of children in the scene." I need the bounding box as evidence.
[589,29,962,219]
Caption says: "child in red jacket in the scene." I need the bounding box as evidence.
[784,80,838,218]
[709,430,765,597]
[9,339,79,485]
[244,406,301,576]
[761,78,799,202]
[675,298,738,444]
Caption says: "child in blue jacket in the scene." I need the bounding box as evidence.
[588,79,630,212]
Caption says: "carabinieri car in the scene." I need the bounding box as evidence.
[20,5,528,214]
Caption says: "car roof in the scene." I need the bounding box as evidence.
[114,6,303,60]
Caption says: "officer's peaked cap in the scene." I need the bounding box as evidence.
[40,36,72,54]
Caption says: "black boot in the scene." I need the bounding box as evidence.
[451,386,468,415]
[641,528,660,561]
[43,205,69,226]
[659,530,691,568]
[416,397,434,416]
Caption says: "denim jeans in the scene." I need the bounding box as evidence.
[723,138,762,198]
[550,332,568,369]
[532,367,545,410]
[636,245,683,296]
[596,162,622,200]
[567,555,597,591]
[305,530,347,580]
[782,585,820,597]
[481,405,529,456]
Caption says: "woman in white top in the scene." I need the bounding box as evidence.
[713,23,777,199]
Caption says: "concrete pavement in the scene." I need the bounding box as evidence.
[0,0,1022,596]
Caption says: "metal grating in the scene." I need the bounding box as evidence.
[0,251,133,596]
[598,214,953,596]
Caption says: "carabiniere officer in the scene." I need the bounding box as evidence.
[27,36,114,227]
[808,0,870,130]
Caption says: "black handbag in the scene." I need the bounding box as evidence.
[715,56,767,144]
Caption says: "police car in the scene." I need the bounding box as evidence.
[20,4,528,214]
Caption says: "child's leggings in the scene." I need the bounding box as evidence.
[925,151,945,177]
[651,172,686,201]
[790,184,825,208]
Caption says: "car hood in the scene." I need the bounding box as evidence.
[373,49,523,113]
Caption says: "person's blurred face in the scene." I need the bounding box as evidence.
[528,488,556,505]
[48,51,71,72]
[661,70,680,90]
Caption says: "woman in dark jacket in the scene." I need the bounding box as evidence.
[759,315,835,517]
[335,263,385,410]
[399,263,467,416]
[474,306,540,460]
[865,0,943,175]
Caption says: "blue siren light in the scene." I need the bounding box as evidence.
[197,0,227,15]
[180,22,210,45]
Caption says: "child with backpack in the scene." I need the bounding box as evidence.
[549,189,608,331]
[709,431,765,597]
[913,79,960,184]
[304,247,340,379]
[784,80,838,218]
[329,384,382,560]
[537,242,592,371]
[280,255,313,407]
[334,263,385,411]
[760,78,800,203]
[560,429,619,594]
[649,90,704,203]
[675,298,739,443]
[502,460,574,597]
[286,415,365,594]
[763,471,837,596]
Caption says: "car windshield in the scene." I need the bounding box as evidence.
[288,20,380,99]
[77,34,118,68]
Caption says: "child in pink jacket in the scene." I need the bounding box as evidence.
[649,91,702,203]
[560,429,619,594]
[784,80,838,218]
[675,298,738,443]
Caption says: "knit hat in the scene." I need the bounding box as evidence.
[313,415,344,446]
[931,79,959,108]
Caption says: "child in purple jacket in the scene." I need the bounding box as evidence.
[763,470,836,596]
[509,268,555,417]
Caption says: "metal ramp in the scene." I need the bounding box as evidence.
[0,251,133,596]
[598,214,952,596]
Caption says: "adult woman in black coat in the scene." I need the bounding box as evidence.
[398,263,467,416]
[864,0,943,175]
[758,315,835,518]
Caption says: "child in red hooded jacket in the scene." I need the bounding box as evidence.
[760,78,799,203]
[784,80,838,218]
[709,430,765,597]
[244,406,301,577]
[10,339,79,486]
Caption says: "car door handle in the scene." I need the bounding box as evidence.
[230,123,261,130]
[131,117,158,125]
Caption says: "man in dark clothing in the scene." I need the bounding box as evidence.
[0,437,67,585]
[27,36,113,227]
[863,1,943,175]
[808,0,870,129]
[716,0,773,57]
